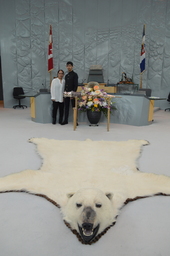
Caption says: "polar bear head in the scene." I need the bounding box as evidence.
[61,188,115,244]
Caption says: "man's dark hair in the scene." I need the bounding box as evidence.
[66,61,73,66]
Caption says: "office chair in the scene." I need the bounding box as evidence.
[87,65,104,83]
[165,93,170,111]
[13,87,27,109]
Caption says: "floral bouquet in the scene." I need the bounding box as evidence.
[78,82,116,117]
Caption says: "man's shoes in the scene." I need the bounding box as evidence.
[59,119,63,124]
[52,118,56,124]
[61,121,68,125]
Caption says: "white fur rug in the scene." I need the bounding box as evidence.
[0,138,170,244]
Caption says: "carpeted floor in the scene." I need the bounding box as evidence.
[0,106,170,256]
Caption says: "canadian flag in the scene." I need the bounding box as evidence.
[48,25,53,72]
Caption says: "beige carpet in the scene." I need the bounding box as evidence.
[0,138,170,244]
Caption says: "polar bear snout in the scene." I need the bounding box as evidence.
[82,206,96,223]
[78,206,100,243]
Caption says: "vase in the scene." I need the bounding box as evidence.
[87,110,101,126]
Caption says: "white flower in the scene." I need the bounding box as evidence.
[102,101,107,107]
[79,101,86,107]
[84,87,91,93]
[94,90,101,95]
[87,101,93,107]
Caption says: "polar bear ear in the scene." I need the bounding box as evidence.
[106,193,113,200]
[67,193,74,198]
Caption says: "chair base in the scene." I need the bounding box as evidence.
[13,97,27,109]
[13,104,27,109]
[165,108,170,111]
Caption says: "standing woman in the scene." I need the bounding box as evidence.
[51,69,65,124]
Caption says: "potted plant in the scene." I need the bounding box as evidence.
[78,82,116,125]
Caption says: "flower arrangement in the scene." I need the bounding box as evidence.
[78,82,116,117]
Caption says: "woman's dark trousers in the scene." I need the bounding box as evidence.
[52,101,64,124]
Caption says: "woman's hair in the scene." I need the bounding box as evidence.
[57,69,64,75]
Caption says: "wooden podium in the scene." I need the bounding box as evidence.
[77,83,117,94]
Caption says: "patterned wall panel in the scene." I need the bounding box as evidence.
[96,0,110,82]
[59,0,74,71]
[147,0,167,96]
[83,0,98,81]
[30,0,46,91]
[15,0,32,92]
[160,0,170,95]
[0,0,18,107]
[1,0,170,108]
[72,0,86,82]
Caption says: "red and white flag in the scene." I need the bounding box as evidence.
[48,25,53,72]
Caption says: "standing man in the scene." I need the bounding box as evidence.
[62,61,78,125]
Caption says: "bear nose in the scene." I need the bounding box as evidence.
[82,223,93,231]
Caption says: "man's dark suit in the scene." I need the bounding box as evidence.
[63,70,78,123]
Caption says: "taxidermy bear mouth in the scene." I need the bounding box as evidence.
[78,223,100,243]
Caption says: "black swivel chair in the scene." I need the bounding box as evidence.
[165,93,170,111]
[13,87,27,109]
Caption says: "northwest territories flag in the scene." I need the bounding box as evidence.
[48,25,53,72]
[140,25,145,73]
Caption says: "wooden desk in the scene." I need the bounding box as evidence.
[148,97,166,121]
[29,92,154,127]
[77,83,117,94]
[19,92,39,119]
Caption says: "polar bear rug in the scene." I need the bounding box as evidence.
[0,138,170,245]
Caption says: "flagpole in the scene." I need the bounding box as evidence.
[50,71,52,86]
[140,72,143,89]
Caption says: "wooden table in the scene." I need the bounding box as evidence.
[73,95,117,132]
[148,97,166,121]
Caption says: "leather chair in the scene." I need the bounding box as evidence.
[165,93,170,111]
[13,87,27,109]
[87,65,104,83]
